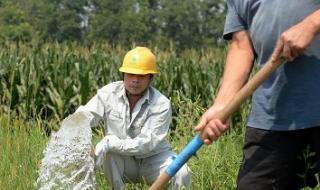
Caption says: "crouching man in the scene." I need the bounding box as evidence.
[76,47,192,189]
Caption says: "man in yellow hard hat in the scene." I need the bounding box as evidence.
[76,47,192,189]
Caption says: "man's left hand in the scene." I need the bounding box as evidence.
[94,136,110,169]
[272,10,320,62]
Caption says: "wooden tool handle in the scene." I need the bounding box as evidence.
[149,172,171,190]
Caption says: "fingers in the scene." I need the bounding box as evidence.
[271,37,299,62]
[283,43,295,62]
[199,119,229,145]
[279,41,304,62]
[271,39,284,62]
[195,105,228,144]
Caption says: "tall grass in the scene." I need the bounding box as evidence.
[0,114,48,189]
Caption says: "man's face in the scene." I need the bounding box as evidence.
[124,73,152,96]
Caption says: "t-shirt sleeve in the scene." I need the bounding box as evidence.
[223,0,247,40]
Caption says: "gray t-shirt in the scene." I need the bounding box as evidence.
[224,0,320,130]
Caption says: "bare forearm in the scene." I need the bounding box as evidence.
[214,31,254,108]
[304,9,320,35]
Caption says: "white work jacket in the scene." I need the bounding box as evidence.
[76,81,172,158]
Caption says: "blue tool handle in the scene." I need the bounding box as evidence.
[166,134,203,177]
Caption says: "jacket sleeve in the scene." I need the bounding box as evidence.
[75,94,105,128]
[107,102,172,156]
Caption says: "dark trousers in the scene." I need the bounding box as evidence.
[237,126,320,190]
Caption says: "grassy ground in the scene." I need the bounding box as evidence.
[0,119,242,190]
[1,114,319,189]
[0,116,48,189]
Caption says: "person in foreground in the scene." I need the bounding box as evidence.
[76,47,191,189]
[195,1,320,189]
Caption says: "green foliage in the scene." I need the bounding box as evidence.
[0,43,225,122]
[0,1,34,42]
[87,0,152,45]
[155,0,226,49]
[87,0,227,49]
[0,0,227,49]
[30,0,87,41]
[154,48,225,105]
[0,0,88,42]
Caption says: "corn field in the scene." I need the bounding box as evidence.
[0,42,226,121]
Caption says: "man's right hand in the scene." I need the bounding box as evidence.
[195,105,230,145]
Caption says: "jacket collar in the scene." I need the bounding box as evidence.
[117,82,151,104]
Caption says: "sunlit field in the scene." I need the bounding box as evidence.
[0,43,318,189]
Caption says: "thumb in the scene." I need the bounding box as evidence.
[195,116,207,131]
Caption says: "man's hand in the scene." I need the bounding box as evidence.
[272,10,320,62]
[195,105,229,145]
[94,136,110,169]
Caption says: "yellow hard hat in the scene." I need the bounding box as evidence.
[119,47,158,75]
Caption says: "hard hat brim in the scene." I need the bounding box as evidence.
[119,67,158,75]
